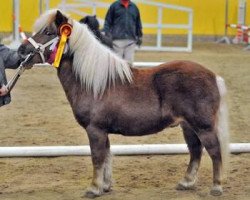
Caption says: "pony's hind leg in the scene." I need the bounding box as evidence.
[85,125,110,198]
[198,128,223,196]
[176,122,203,190]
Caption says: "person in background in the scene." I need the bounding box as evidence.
[0,44,21,107]
[103,0,143,63]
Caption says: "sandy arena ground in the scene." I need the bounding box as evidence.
[0,43,249,200]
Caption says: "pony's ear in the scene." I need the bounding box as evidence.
[93,15,96,18]
[55,10,68,27]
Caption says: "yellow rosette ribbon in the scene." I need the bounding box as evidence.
[53,23,72,68]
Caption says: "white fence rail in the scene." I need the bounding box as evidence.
[0,143,249,157]
[134,62,164,67]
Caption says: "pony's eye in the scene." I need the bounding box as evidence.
[45,31,53,36]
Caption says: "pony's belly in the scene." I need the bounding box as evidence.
[109,115,175,136]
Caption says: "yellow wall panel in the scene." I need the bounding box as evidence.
[20,0,40,31]
[0,0,13,32]
[0,0,250,36]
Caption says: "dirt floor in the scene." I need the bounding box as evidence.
[0,43,249,200]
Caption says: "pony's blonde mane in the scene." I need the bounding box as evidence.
[34,10,133,98]
[69,20,133,98]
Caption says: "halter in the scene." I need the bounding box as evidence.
[27,36,59,63]
[27,23,72,67]
[6,29,64,93]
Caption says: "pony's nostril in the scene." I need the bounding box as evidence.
[18,45,24,53]
[18,46,27,59]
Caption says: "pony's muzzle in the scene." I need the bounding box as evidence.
[18,45,28,59]
[18,45,38,68]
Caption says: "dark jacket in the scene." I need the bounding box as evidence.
[0,44,21,107]
[103,0,143,40]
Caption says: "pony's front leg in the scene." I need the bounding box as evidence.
[103,138,113,192]
[85,125,110,198]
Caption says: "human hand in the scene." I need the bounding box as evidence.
[136,37,142,47]
[0,85,9,96]
[104,31,112,39]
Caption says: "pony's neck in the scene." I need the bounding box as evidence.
[57,57,90,104]
[57,57,95,128]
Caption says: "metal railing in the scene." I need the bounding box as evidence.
[55,0,193,52]
[8,0,193,52]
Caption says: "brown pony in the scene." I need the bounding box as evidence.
[18,10,229,198]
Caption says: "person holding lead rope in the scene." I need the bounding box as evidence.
[0,43,22,107]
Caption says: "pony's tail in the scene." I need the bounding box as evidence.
[216,76,230,175]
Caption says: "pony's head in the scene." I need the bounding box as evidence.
[79,15,100,32]
[18,10,70,66]
[18,9,133,98]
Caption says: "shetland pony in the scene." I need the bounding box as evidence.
[18,10,229,198]
[79,15,113,49]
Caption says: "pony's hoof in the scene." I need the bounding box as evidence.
[176,180,195,190]
[210,185,223,196]
[103,185,112,193]
[84,188,102,199]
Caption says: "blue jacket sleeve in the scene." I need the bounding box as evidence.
[0,58,5,86]
[136,8,143,38]
[0,44,21,69]
[103,5,114,34]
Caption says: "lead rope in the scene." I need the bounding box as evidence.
[6,53,34,92]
